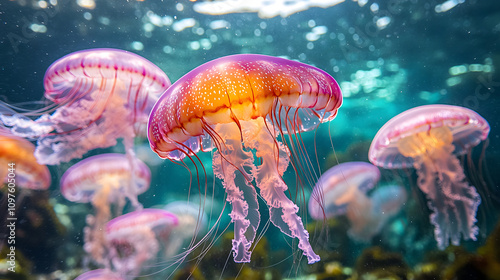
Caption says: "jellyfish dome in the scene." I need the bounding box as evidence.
[106,209,179,275]
[0,48,170,165]
[148,54,342,264]
[308,162,380,220]
[369,104,490,249]
[60,153,151,207]
[74,269,123,280]
[308,162,394,242]
[60,153,151,266]
[0,128,51,190]
[106,209,179,235]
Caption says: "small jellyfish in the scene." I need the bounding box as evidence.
[0,128,51,190]
[309,162,405,242]
[149,54,342,264]
[0,48,170,165]
[60,153,151,266]
[369,104,490,249]
[163,200,208,257]
[371,185,407,218]
[106,209,178,275]
[75,269,123,280]
[369,184,407,239]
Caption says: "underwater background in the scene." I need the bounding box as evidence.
[1,0,500,279]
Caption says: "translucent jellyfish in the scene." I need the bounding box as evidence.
[60,153,151,266]
[163,200,208,257]
[0,48,170,165]
[75,269,123,280]
[106,209,179,275]
[371,184,407,213]
[369,184,407,238]
[0,128,51,190]
[309,162,405,242]
[346,184,406,242]
[148,54,342,264]
[369,104,490,249]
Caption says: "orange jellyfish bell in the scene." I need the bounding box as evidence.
[0,128,51,190]
[148,54,342,264]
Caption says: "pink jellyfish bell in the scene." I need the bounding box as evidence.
[308,162,380,220]
[75,269,123,280]
[61,153,151,209]
[309,162,380,242]
[369,104,490,249]
[1,48,170,165]
[148,54,342,264]
[105,209,179,275]
[60,153,151,266]
[309,162,407,242]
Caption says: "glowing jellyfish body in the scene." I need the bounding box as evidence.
[60,153,151,265]
[309,162,380,219]
[0,48,170,165]
[371,185,407,220]
[0,128,51,190]
[163,201,209,257]
[61,153,150,208]
[75,269,123,280]
[369,104,490,249]
[346,184,406,242]
[309,162,388,242]
[149,54,342,264]
[106,209,179,275]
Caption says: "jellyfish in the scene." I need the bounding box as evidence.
[309,162,406,242]
[148,54,342,264]
[163,200,209,257]
[370,185,407,222]
[75,269,124,280]
[105,209,179,275]
[60,153,151,266]
[0,48,170,165]
[368,104,490,249]
[0,128,51,190]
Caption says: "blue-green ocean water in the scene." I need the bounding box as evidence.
[1,0,499,279]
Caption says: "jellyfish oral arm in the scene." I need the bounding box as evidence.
[213,125,260,263]
[241,118,320,264]
[213,118,319,264]
[108,227,159,275]
[397,127,481,249]
[345,193,377,242]
[250,124,320,264]
[414,146,481,249]
[258,176,320,264]
[0,113,54,138]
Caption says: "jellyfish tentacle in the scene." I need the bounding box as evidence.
[260,176,320,264]
[125,140,143,211]
[245,118,320,264]
[414,143,481,249]
[213,124,260,263]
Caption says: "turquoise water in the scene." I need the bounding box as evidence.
[1,0,499,279]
